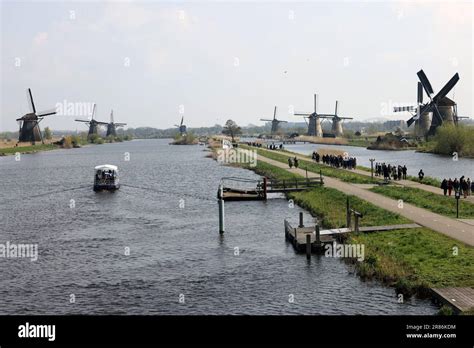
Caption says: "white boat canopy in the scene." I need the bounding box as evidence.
[95,164,118,171]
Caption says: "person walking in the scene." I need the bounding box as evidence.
[418,169,424,182]
[294,157,299,169]
[453,178,460,194]
[441,178,448,196]
[288,157,293,168]
[402,165,407,180]
[462,179,469,198]
[448,178,453,196]
[467,178,471,196]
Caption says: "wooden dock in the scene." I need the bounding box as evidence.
[431,287,474,313]
[219,176,323,201]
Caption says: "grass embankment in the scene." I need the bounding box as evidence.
[0,143,57,155]
[370,186,474,219]
[234,156,474,297]
[241,145,381,184]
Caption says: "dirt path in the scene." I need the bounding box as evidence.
[253,152,474,246]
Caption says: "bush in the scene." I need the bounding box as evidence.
[432,124,474,157]
[437,305,454,316]
[62,136,73,149]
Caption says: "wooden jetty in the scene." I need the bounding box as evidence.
[218,176,323,201]
[431,287,474,313]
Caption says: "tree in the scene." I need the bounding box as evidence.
[222,119,242,142]
[43,127,52,140]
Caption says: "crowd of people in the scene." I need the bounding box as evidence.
[374,162,408,181]
[440,177,473,198]
[311,151,357,170]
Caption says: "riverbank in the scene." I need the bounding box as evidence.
[228,154,474,304]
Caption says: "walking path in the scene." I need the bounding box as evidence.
[266,148,474,204]
[252,151,474,246]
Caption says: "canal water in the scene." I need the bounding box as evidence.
[0,139,437,314]
[261,141,473,180]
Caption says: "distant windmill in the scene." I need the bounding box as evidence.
[294,94,335,137]
[260,106,288,134]
[394,69,466,136]
[174,116,187,136]
[75,104,108,136]
[318,100,354,137]
[16,88,57,144]
[106,110,126,137]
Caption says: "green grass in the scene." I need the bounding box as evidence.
[241,160,300,181]
[352,228,474,290]
[370,186,474,219]
[242,145,381,184]
[289,187,410,228]
[0,143,57,155]
[234,147,474,294]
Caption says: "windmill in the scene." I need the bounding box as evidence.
[318,100,354,137]
[394,70,464,136]
[174,116,187,136]
[260,106,288,135]
[16,88,57,144]
[75,103,108,136]
[106,110,127,137]
[294,94,334,137]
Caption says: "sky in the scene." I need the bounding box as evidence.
[0,0,472,131]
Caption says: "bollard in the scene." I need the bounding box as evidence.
[346,197,351,229]
[354,214,360,233]
[315,224,321,246]
[306,234,311,260]
[299,212,304,228]
[218,185,225,234]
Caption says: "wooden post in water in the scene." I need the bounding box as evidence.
[263,177,267,200]
[218,184,225,234]
[306,234,311,260]
[346,197,351,229]
[299,212,304,228]
[315,224,321,247]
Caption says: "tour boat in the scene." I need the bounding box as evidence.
[94,164,120,191]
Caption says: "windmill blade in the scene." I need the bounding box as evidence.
[273,106,277,120]
[335,101,339,115]
[180,116,184,126]
[417,82,423,104]
[91,103,96,119]
[294,112,311,116]
[260,119,273,122]
[314,94,318,113]
[407,103,431,127]
[277,120,288,123]
[431,104,444,126]
[37,108,57,117]
[28,88,36,114]
[433,73,459,102]
[96,121,109,125]
[394,106,416,112]
[417,70,434,96]
[75,119,91,123]
[110,110,114,123]
[339,117,353,120]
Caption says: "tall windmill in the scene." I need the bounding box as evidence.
[294,94,334,137]
[260,106,288,135]
[106,110,127,137]
[174,116,187,136]
[319,101,353,137]
[394,70,462,136]
[75,104,108,136]
[16,88,57,144]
